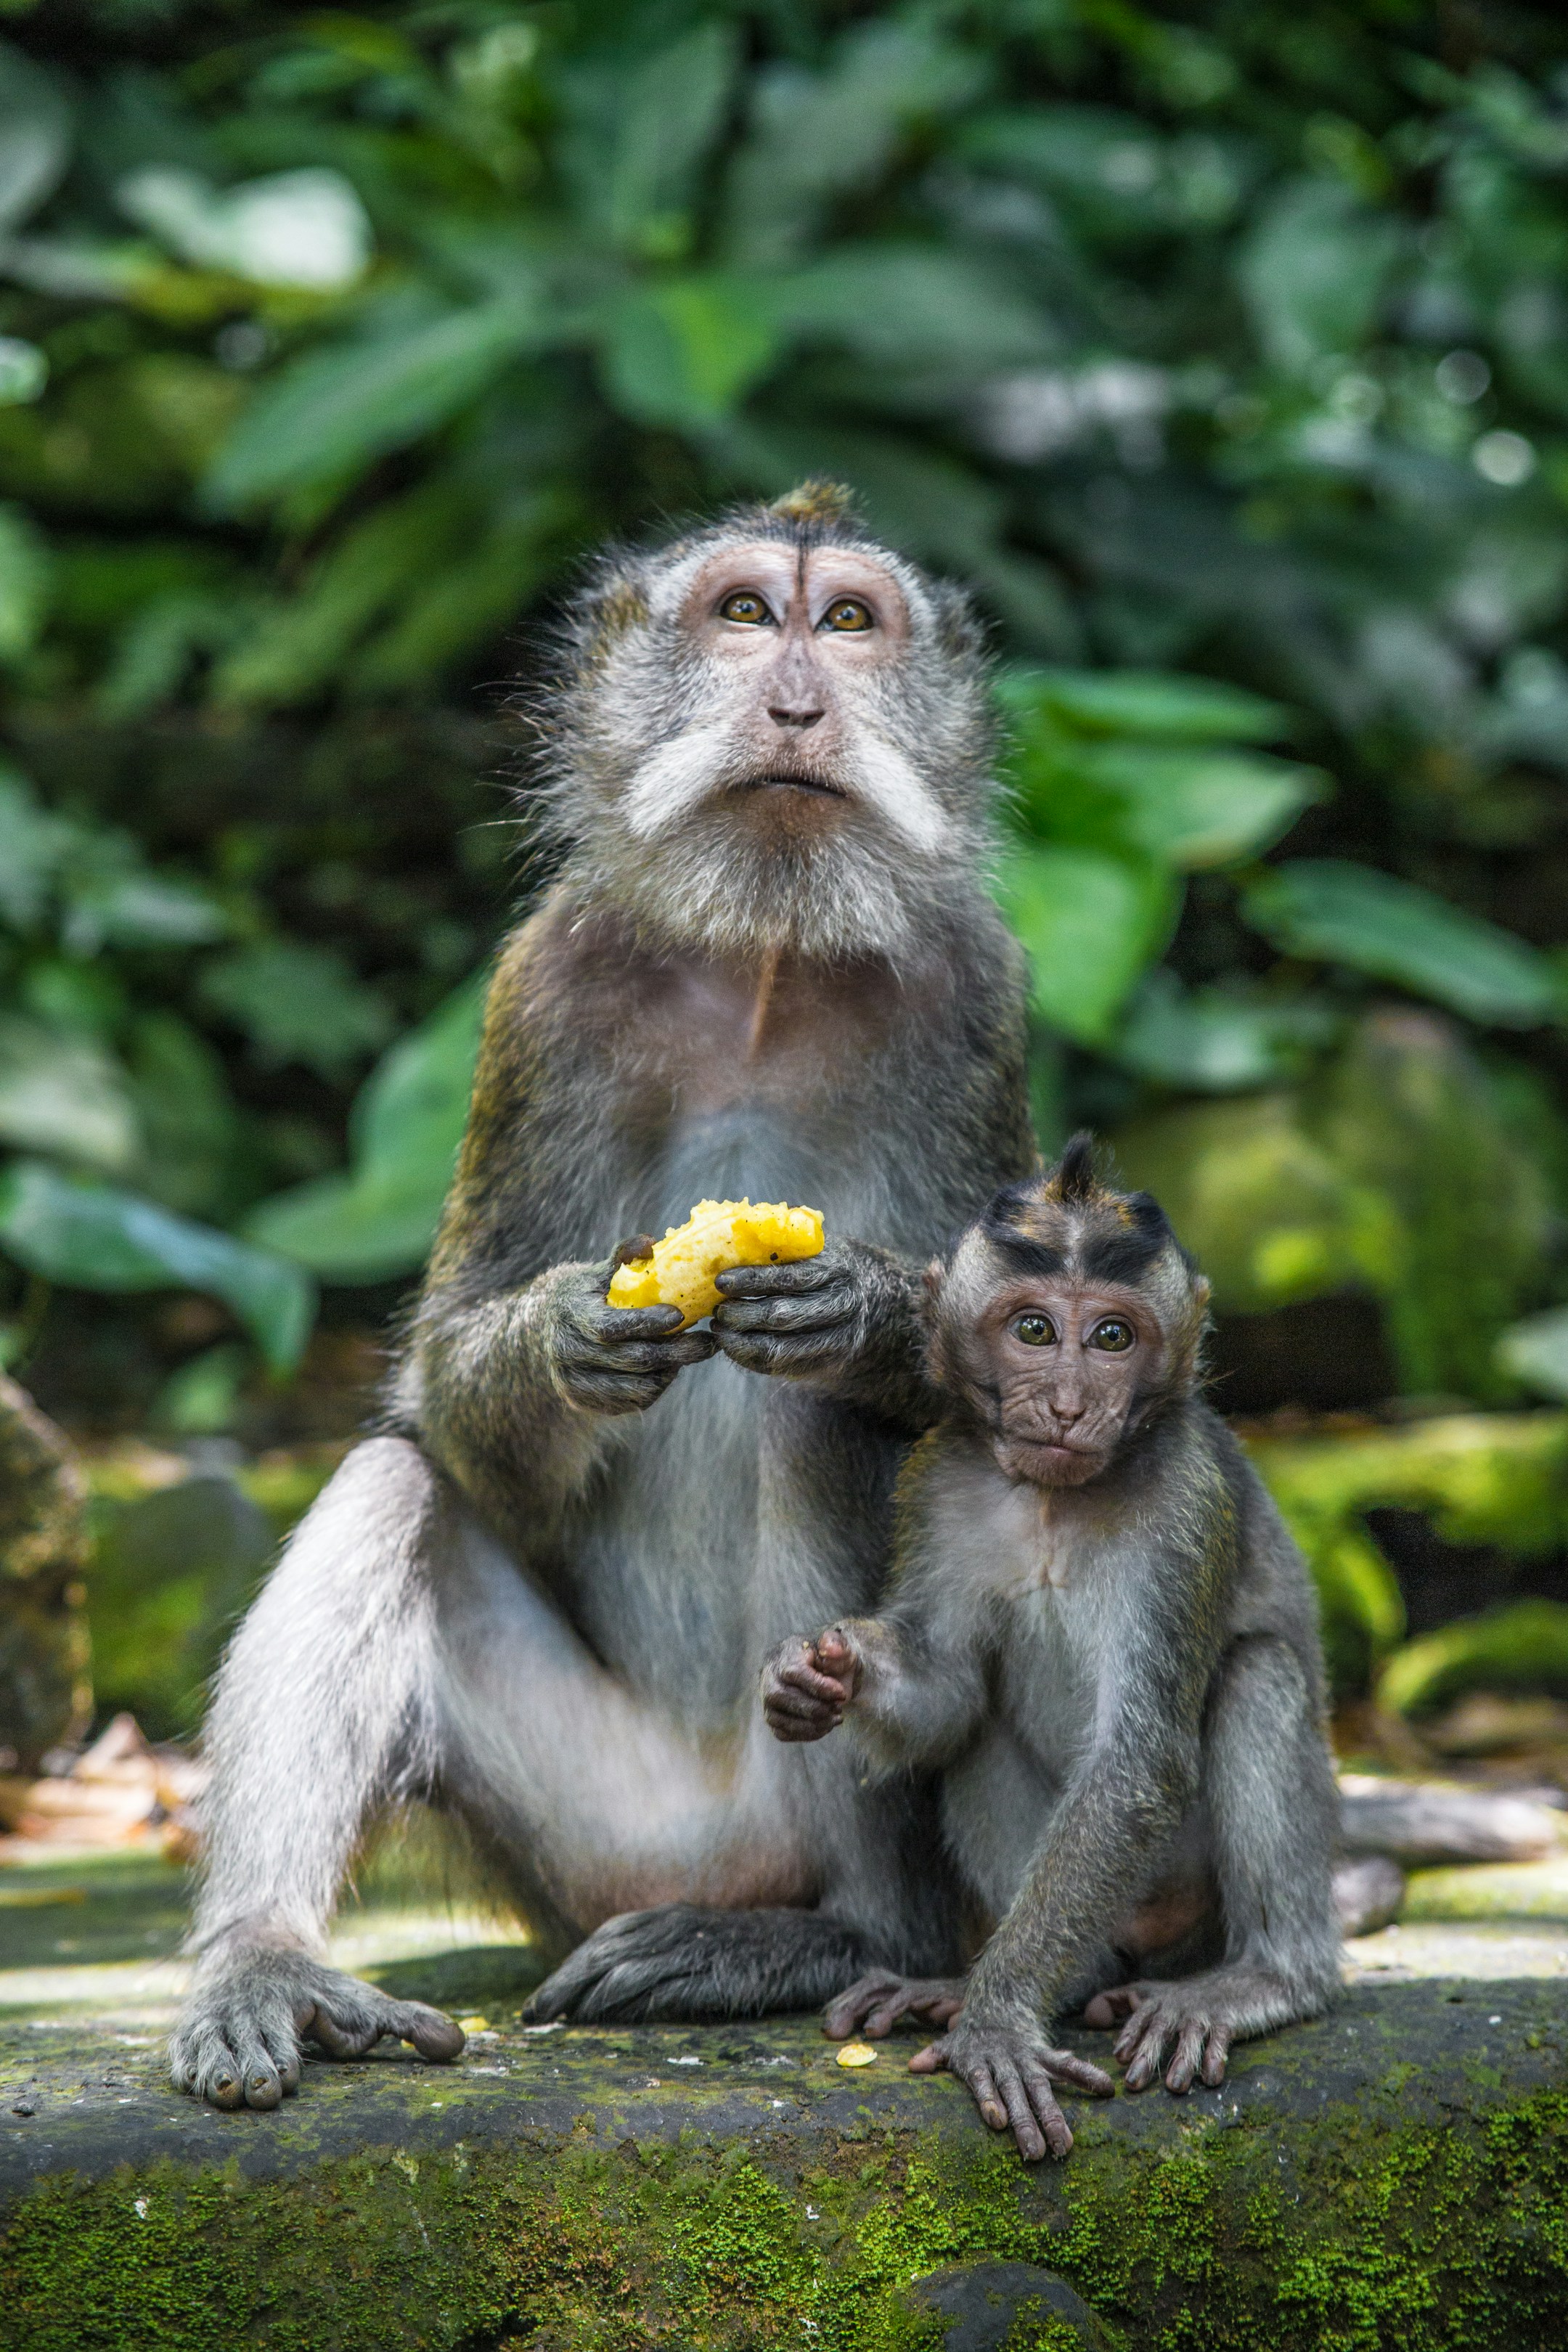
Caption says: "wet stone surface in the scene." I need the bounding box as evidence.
[3,1854,1568,2347]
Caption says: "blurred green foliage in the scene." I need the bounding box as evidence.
[1,1,1567,1701]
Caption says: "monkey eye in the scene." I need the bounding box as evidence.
[1013,1312,1057,1347]
[719,591,774,625]
[820,597,873,632]
[1089,1319,1135,1352]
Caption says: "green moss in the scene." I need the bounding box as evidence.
[1244,1410,1568,1698]
[5,2077,1568,2351]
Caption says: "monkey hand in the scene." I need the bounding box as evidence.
[712,1238,920,1402]
[1086,1966,1296,2094]
[909,2014,1114,2163]
[822,1969,966,2038]
[540,1251,717,1416]
[760,1625,861,1741]
[170,1948,465,2110]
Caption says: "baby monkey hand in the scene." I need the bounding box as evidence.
[760,1625,861,1741]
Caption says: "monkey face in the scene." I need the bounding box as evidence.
[977,1280,1167,1488]
[615,539,950,858]
[538,497,995,963]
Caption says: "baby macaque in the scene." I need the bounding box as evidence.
[761,1137,1341,2159]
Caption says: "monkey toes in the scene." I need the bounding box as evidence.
[822,1970,965,2039]
[1085,1977,1236,2094]
[169,1952,465,2110]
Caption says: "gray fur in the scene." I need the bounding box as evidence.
[762,1166,1342,2160]
[170,494,1034,2104]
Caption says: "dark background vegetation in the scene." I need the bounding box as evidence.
[6,0,1568,1739]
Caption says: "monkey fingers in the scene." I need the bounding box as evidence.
[911,2026,1111,2163]
[712,1249,862,1376]
[822,1971,965,2038]
[550,1277,717,1412]
[760,1634,854,1739]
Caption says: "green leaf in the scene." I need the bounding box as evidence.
[1115,973,1334,1092]
[59,869,228,952]
[1243,862,1559,1028]
[117,166,371,292]
[0,1014,141,1171]
[1379,1600,1568,1719]
[0,41,71,236]
[1496,1306,1568,1404]
[724,21,982,267]
[995,843,1178,1045]
[1236,176,1401,375]
[603,277,780,430]
[245,973,486,1283]
[350,494,568,693]
[204,299,540,509]
[0,761,67,927]
[127,1012,240,1220]
[0,1159,314,1371]
[0,500,50,661]
[198,940,396,1080]
[563,23,738,253]
[780,247,1049,373]
[1081,746,1328,870]
[997,666,1291,744]
[212,483,467,706]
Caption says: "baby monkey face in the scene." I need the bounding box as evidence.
[983,1281,1166,1487]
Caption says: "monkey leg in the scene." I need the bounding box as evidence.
[172,1437,468,2106]
[1084,1633,1341,2094]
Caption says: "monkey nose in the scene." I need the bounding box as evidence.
[768,704,825,729]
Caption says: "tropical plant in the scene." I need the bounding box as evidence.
[0,0,1567,1471]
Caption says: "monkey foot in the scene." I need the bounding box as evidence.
[170,1948,465,2110]
[524,1904,873,2025]
[1084,1967,1306,2094]
[822,1971,966,2040]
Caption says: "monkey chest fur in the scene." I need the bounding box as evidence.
[936,1477,1156,1920]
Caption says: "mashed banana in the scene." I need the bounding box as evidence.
[608,1198,825,1328]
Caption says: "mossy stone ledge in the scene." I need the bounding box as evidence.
[3,1980,1568,2350]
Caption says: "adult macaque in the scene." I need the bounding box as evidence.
[761,1141,1342,2160]
[169,483,1037,2109]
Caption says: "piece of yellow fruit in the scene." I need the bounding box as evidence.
[608,1198,825,1328]
[836,2041,878,2067]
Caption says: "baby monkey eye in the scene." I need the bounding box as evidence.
[1089,1319,1135,1352]
[821,598,873,632]
[1013,1312,1057,1347]
[719,592,774,625]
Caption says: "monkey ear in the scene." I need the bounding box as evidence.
[923,1257,945,1299]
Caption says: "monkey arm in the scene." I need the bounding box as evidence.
[840,1613,989,1770]
[711,1240,939,1431]
[412,1267,715,1536]
[402,923,717,1535]
[759,1613,984,1765]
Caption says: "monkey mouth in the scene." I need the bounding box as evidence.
[735,774,849,800]
[997,1433,1106,1486]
